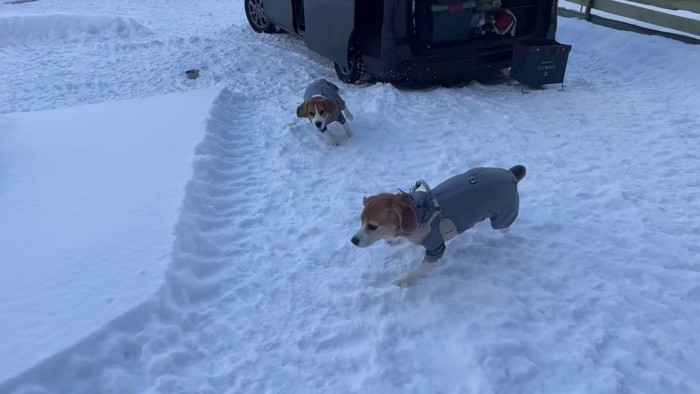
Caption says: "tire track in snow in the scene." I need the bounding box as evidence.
[143,87,288,393]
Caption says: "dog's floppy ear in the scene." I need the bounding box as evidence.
[296,102,307,118]
[393,194,418,233]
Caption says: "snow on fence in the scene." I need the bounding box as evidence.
[562,0,700,37]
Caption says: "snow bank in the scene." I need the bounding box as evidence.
[0,14,154,47]
[0,86,252,394]
[0,87,221,383]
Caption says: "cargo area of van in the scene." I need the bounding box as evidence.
[413,0,543,49]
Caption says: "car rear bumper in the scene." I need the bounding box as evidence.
[363,39,514,84]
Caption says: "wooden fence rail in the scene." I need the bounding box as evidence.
[627,0,700,14]
[565,0,700,37]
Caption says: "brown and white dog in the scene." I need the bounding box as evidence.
[351,166,526,287]
[296,79,354,146]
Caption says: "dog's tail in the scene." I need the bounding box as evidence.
[509,165,527,182]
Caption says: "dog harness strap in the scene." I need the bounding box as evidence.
[410,179,442,228]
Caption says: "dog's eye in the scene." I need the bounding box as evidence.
[319,109,325,115]
[309,111,315,116]
[367,224,378,231]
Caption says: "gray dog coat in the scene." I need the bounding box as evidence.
[303,79,347,131]
[406,167,521,263]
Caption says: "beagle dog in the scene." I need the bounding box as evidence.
[351,165,527,288]
[296,78,354,146]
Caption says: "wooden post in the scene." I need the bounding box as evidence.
[584,0,595,21]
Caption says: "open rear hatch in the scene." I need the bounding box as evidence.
[412,0,545,55]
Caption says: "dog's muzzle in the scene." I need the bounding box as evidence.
[351,236,360,246]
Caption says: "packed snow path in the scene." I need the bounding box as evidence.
[3,0,700,392]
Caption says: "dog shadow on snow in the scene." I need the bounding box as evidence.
[378,224,532,291]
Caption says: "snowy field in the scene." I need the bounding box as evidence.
[1,0,700,393]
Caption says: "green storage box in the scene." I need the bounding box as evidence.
[417,1,476,43]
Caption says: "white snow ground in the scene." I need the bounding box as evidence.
[1,0,700,393]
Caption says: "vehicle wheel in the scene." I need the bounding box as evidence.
[334,41,370,84]
[245,0,276,33]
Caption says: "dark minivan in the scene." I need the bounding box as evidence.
[244,0,560,84]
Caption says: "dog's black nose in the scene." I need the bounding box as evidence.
[351,236,359,245]
[315,121,322,128]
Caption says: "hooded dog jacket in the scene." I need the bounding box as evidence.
[406,167,521,262]
[303,79,347,126]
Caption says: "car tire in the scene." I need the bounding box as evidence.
[245,0,276,34]
[334,41,370,84]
